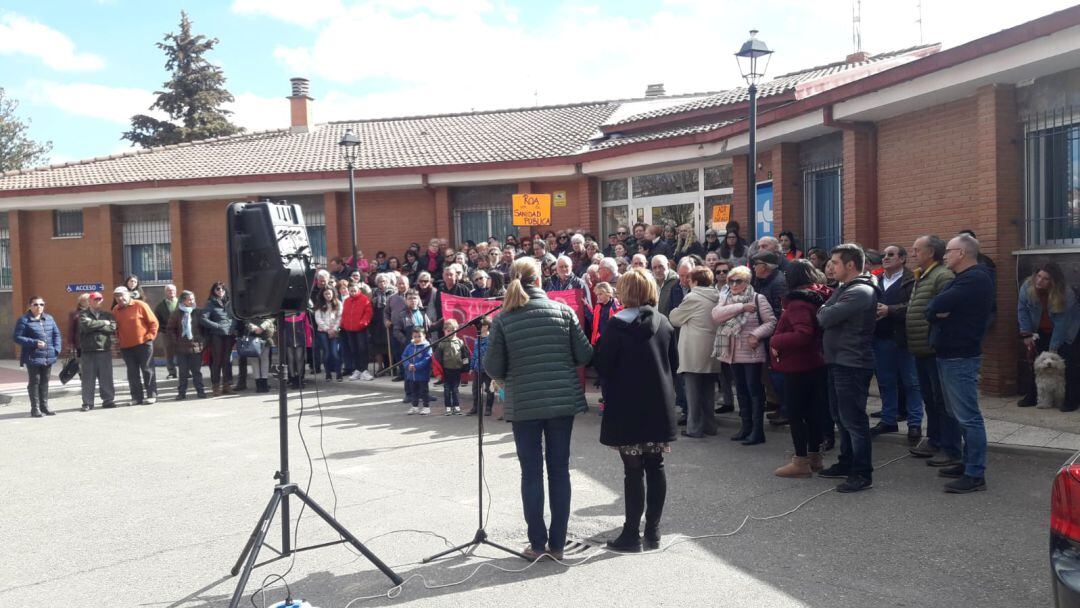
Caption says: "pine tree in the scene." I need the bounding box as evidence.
[123,11,243,148]
[0,87,53,172]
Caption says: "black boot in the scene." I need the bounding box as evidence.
[607,466,644,553]
[232,379,248,392]
[39,401,55,416]
[255,378,270,393]
[643,454,667,550]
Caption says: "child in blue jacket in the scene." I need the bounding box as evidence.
[401,326,433,415]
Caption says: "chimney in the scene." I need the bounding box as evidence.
[645,83,666,98]
[288,77,313,133]
[844,51,869,63]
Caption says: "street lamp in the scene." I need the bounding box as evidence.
[338,128,361,269]
[735,29,772,242]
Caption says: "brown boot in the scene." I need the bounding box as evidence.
[808,452,824,473]
[774,456,812,478]
[222,382,234,394]
[212,383,222,397]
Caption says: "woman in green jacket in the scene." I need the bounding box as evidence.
[484,256,593,561]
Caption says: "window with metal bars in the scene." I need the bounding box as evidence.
[295,198,327,265]
[0,213,10,290]
[451,185,516,246]
[54,210,83,237]
[1024,107,1080,247]
[121,205,172,283]
[802,161,843,252]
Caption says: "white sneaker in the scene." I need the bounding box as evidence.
[360,371,374,381]
[452,406,461,415]
[444,407,453,416]
[408,406,419,415]
[349,371,363,381]
[420,406,431,415]
[144,396,157,405]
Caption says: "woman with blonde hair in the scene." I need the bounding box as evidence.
[484,256,594,561]
[594,268,677,552]
[673,223,704,263]
[1018,262,1080,410]
[712,265,777,445]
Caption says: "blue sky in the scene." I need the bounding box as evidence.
[1,0,1076,165]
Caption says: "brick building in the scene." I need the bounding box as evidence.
[1,7,1079,395]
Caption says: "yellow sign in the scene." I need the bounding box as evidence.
[512,193,552,226]
[711,204,731,224]
[553,190,567,207]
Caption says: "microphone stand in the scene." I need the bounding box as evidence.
[421,304,526,562]
[377,302,525,562]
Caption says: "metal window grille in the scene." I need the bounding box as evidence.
[451,185,516,245]
[802,160,843,252]
[299,201,327,266]
[1024,107,1080,247]
[53,209,84,237]
[121,205,172,284]
[0,213,10,290]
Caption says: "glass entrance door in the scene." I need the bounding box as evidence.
[647,200,698,233]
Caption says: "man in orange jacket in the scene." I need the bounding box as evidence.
[113,286,160,404]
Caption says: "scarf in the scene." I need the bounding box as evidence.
[714,286,757,360]
[179,304,194,340]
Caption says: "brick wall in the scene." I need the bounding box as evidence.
[874,91,1021,395]
[876,96,981,247]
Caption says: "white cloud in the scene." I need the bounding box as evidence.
[0,13,105,71]
[230,0,345,27]
[21,81,159,124]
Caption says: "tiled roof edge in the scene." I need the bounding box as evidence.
[1,127,291,178]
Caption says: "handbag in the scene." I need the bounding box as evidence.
[59,356,80,385]
[236,335,264,358]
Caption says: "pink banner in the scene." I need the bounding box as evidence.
[437,289,587,383]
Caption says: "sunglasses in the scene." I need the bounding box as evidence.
[727,279,746,285]
[715,268,729,274]
[617,232,627,235]
[31,302,45,307]
[419,279,431,284]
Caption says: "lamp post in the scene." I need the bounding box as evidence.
[735,29,772,242]
[338,128,361,269]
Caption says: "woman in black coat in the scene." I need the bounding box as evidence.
[593,267,678,553]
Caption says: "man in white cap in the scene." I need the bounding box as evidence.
[77,291,118,410]
[113,286,159,405]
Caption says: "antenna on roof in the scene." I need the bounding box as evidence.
[852,0,862,54]
[916,0,924,45]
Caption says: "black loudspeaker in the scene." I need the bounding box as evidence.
[226,201,315,319]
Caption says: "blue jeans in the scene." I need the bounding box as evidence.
[873,338,924,428]
[511,415,575,552]
[826,365,874,477]
[915,356,961,456]
[674,372,687,414]
[937,357,987,477]
[315,332,341,376]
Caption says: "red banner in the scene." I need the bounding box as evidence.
[435,290,587,381]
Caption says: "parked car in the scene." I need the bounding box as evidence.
[1052,451,1080,607]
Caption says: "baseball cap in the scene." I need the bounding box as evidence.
[89,292,104,301]
[113,286,129,295]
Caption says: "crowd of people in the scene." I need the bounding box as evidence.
[12,220,1080,552]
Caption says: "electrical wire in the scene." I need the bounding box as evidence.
[340,452,913,606]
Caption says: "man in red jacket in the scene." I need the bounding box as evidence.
[341,283,374,381]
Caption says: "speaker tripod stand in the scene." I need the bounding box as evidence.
[227,312,403,608]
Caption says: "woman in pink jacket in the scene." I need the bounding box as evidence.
[711,265,777,445]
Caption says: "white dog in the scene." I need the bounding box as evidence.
[1034,351,1067,410]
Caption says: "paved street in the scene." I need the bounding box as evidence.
[0,375,1063,607]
